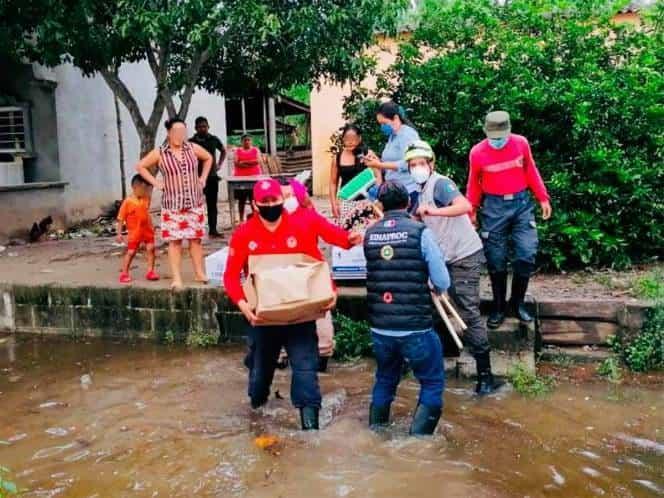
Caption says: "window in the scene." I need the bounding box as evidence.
[0,105,33,155]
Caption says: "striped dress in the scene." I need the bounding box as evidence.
[158,141,207,241]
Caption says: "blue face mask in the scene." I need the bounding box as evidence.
[488,136,508,149]
[380,123,394,137]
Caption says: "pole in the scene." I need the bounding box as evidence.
[432,292,463,350]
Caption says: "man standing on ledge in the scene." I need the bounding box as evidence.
[467,111,552,329]
[189,116,226,236]
[364,181,450,435]
[223,178,362,430]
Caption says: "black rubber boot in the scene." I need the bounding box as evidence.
[509,274,533,323]
[487,272,508,329]
[318,356,329,373]
[300,406,320,431]
[369,403,391,429]
[409,404,441,436]
[475,351,505,396]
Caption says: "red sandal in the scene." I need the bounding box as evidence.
[119,272,132,284]
[145,270,160,281]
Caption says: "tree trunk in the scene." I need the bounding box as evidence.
[113,90,127,199]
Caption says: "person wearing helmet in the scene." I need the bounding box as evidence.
[467,111,552,329]
[406,140,503,395]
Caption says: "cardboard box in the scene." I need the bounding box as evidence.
[332,244,367,280]
[242,253,334,325]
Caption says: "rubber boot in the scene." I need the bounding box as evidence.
[509,274,533,323]
[487,272,508,329]
[318,356,329,373]
[369,403,391,429]
[300,406,319,431]
[475,351,505,396]
[409,404,441,436]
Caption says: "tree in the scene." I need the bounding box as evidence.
[1,0,406,157]
[346,0,663,271]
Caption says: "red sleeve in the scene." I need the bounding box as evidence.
[312,211,352,249]
[223,228,249,305]
[522,140,550,203]
[117,200,128,221]
[466,150,483,209]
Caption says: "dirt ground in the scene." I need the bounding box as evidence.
[0,197,660,301]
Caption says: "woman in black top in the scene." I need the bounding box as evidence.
[329,124,368,219]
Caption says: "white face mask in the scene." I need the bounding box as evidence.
[284,196,299,214]
[410,165,431,185]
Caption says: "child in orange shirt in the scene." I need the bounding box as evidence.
[116,174,159,283]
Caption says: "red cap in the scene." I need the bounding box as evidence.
[253,178,282,203]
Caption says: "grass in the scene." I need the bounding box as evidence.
[631,270,664,300]
[507,362,555,397]
[185,329,219,348]
[597,356,623,384]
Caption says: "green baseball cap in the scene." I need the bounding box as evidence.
[483,111,511,139]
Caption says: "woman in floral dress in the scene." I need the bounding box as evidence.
[136,117,213,290]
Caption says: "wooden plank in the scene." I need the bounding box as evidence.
[540,320,618,345]
[537,299,622,322]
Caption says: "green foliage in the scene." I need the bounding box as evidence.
[607,304,664,372]
[345,0,663,271]
[333,313,373,361]
[507,362,554,396]
[163,329,176,345]
[1,0,407,152]
[598,355,624,383]
[0,466,18,496]
[186,328,218,348]
[632,270,664,300]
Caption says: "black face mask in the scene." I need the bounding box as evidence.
[258,204,283,222]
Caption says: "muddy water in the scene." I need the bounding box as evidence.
[0,335,662,498]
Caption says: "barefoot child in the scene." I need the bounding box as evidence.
[117,174,160,283]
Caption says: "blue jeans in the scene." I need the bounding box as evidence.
[248,321,321,408]
[479,190,538,276]
[371,330,445,409]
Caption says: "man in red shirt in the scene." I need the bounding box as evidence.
[224,178,362,430]
[467,111,552,328]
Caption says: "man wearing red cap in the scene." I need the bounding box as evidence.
[224,178,362,430]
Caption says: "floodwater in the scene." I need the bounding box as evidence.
[0,335,662,498]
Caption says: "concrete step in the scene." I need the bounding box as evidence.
[539,345,612,365]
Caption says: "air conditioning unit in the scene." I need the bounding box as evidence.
[0,105,31,185]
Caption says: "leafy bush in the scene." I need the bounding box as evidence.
[619,304,663,372]
[632,270,664,300]
[345,0,663,271]
[186,329,219,348]
[333,313,374,361]
[507,362,554,396]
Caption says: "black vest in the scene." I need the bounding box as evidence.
[364,211,433,331]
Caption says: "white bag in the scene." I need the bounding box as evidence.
[205,247,229,286]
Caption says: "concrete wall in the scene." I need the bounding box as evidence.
[310,36,402,196]
[51,62,228,223]
[0,183,67,238]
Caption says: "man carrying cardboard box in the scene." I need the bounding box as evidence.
[223,178,362,430]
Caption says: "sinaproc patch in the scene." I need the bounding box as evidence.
[380,245,394,260]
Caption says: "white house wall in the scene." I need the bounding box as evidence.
[52,61,227,223]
